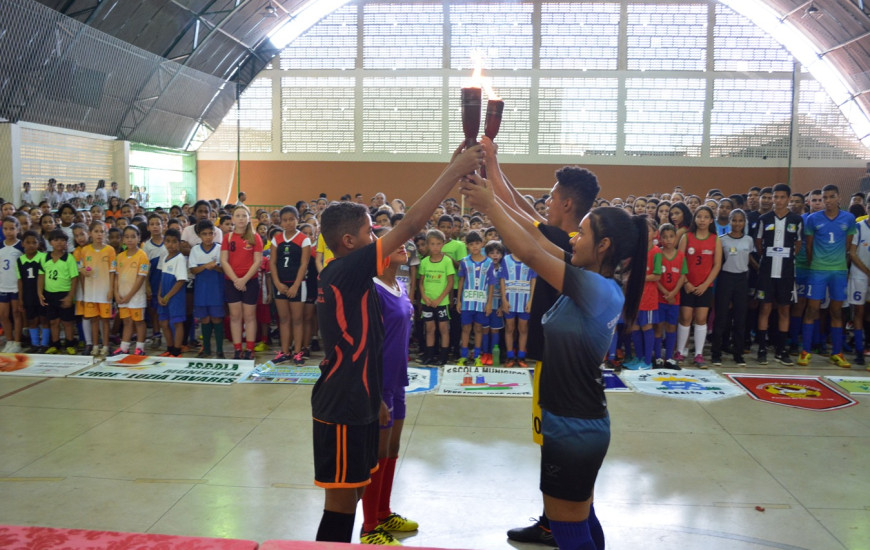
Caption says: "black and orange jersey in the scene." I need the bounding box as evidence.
[313,240,389,425]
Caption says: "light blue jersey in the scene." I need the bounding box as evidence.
[805,210,857,272]
[501,255,537,313]
[458,255,492,313]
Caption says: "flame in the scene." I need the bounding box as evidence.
[483,80,500,101]
[469,53,500,100]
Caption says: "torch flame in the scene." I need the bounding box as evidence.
[469,53,500,100]
[483,80,500,101]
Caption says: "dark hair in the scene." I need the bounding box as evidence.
[484,240,506,256]
[320,201,369,252]
[772,183,791,195]
[748,186,761,193]
[195,219,215,235]
[729,208,747,228]
[849,204,866,218]
[219,214,232,225]
[122,225,140,238]
[760,186,773,196]
[822,184,839,194]
[426,229,446,242]
[390,213,405,226]
[464,230,483,244]
[280,205,300,220]
[852,192,866,200]
[729,194,744,208]
[57,203,75,216]
[469,216,484,226]
[2,215,19,227]
[586,208,648,328]
[668,202,692,229]
[21,229,40,243]
[437,215,453,226]
[809,188,822,196]
[108,227,121,236]
[48,228,68,242]
[164,228,181,241]
[717,198,733,209]
[690,206,715,233]
[554,167,601,222]
[658,223,676,236]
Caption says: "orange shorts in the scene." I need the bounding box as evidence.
[118,307,145,321]
[75,301,84,316]
[83,302,112,319]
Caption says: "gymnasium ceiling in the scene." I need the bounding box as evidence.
[1,0,869,148]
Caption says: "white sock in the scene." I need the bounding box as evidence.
[120,341,130,352]
[82,318,93,345]
[676,324,691,355]
[694,324,707,357]
[136,341,145,351]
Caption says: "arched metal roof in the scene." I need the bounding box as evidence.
[1,0,868,148]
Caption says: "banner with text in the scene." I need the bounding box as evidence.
[72,355,254,385]
[0,353,94,377]
[826,376,870,395]
[621,369,744,401]
[726,373,857,411]
[407,366,438,394]
[438,365,533,397]
[238,362,321,384]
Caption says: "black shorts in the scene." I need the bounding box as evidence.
[421,305,449,322]
[304,277,317,305]
[274,280,306,303]
[756,274,796,305]
[44,291,74,322]
[224,278,259,305]
[680,286,714,309]
[540,410,610,502]
[23,302,46,321]
[313,418,379,489]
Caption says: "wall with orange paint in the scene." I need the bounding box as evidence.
[197,159,867,207]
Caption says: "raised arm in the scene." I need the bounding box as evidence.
[480,138,546,224]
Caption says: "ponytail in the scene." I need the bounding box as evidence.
[622,215,649,328]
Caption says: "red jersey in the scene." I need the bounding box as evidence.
[221,232,263,278]
[639,245,662,312]
[685,232,717,287]
[659,249,688,304]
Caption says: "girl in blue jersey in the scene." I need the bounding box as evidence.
[462,172,647,550]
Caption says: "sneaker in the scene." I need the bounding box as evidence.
[517,358,528,368]
[854,354,866,366]
[504,358,516,368]
[216,351,226,359]
[625,359,652,371]
[605,358,622,372]
[302,346,311,358]
[6,342,21,353]
[378,512,418,532]
[693,354,706,368]
[273,352,290,364]
[757,348,768,365]
[797,351,812,366]
[788,343,800,356]
[814,345,830,357]
[196,349,212,358]
[830,353,851,368]
[506,516,555,545]
[734,356,747,367]
[66,344,77,355]
[160,351,173,357]
[622,357,642,370]
[360,526,401,546]
[110,347,126,356]
[254,341,268,352]
[45,346,59,355]
[82,344,94,356]
[654,358,665,368]
[233,349,242,360]
[482,353,493,366]
[243,349,254,360]
[456,357,467,366]
[663,359,682,370]
[711,355,722,366]
[293,351,305,366]
[673,351,686,363]
[474,356,484,367]
[774,352,794,366]
[133,348,146,356]
[1,341,12,353]
[310,339,321,352]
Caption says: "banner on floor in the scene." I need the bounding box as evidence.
[238,362,321,384]
[72,355,254,385]
[620,369,744,401]
[726,373,857,411]
[603,369,630,392]
[437,365,532,397]
[407,366,438,394]
[826,376,870,395]
[0,353,94,377]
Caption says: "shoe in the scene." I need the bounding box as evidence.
[605,358,622,372]
[160,351,173,357]
[102,346,112,357]
[693,354,706,368]
[734,356,747,367]
[310,339,321,352]
[774,352,794,366]
[82,344,94,356]
[233,349,242,360]
[216,351,226,359]
[504,358,516,368]
[1,341,12,353]
[110,347,126,356]
[196,349,211,358]
[45,346,58,355]
[243,349,254,360]
[482,353,493,366]
[711,355,722,366]
[664,359,681,370]
[757,348,768,365]
[814,345,829,357]
[273,352,290,364]
[854,354,865,366]
[507,516,555,545]
[254,341,268,352]
[378,512,418,532]
[133,348,146,356]
[621,357,641,370]
[673,351,686,363]
[624,359,652,371]
[830,353,851,368]
[517,358,528,368]
[360,526,401,546]
[654,358,665,368]
[66,344,77,355]
[797,351,812,366]
[474,356,484,367]
[456,357,467,366]
[293,351,305,366]
[6,342,21,353]
[302,346,310,358]
[788,343,800,356]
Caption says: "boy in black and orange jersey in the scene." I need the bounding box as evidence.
[312,144,482,543]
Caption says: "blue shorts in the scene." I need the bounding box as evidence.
[658,303,679,325]
[460,310,488,326]
[487,310,505,330]
[540,410,610,502]
[505,311,530,321]
[795,268,810,298]
[0,291,19,303]
[807,270,847,302]
[636,308,660,327]
[157,305,185,325]
[381,386,407,429]
[194,305,225,320]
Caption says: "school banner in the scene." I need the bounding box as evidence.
[726,373,858,411]
[437,365,533,397]
[238,362,321,384]
[407,366,438,394]
[621,369,744,401]
[603,369,631,392]
[826,376,870,395]
[0,353,94,377]
[72,355,254,385]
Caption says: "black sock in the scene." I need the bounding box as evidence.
[758,330,767,350]
[540,510,550,529]
[316,509,356,542]
[440,346,449,363]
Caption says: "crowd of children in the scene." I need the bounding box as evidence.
[4,179,868,374]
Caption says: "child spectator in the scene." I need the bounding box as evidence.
[17,231,48,352]
[270,206,311,365]
[108,227,123,254]
[157,229,188,357]
[655,223,687,369]
[848,215,870,366]
[57,203,76,252]
[188,219,225,358]
[39,229,78,354]
[623,218,662,370]
[79,221,116,357]
[39,214,56,252]
[711,209,755,367]
[418,229,455,366]
[113,225,149,356]
[500,251,537,367]
[221,205,263,360]
[482,240,506,365]
[144,213,166,347]
[0,216,24,352]
[456,230,492,366]
[298,222,319,353]
[71,223,90,353]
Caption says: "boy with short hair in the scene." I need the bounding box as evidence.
[38,229,79,354]
[456,230,492,366]
[419,229,455,366]
[500,250,537,367]
[311,145,482,542]
[157,229,188,357]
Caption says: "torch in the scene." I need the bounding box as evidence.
[481,85,503,178]
[461,86,481,148]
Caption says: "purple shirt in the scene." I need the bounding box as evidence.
[374,277,413,391]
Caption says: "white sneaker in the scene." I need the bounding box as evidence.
[7,342,22,353]
[101,346,111,357]
[2,341,12,353]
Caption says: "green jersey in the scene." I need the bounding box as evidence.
[419,255,455,306]
[42,252,79,293]
[441,239,467,289]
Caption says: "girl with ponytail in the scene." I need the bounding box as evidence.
[461,173,646,550]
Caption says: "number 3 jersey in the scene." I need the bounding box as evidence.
[0,240,24,293]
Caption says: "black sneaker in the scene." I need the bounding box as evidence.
[301,346,310,358]
[734,355,747,367]
[711,355,723,366]
[507,516,555,545]
[757,348,768,365]
[664,359,682,370]
[654,358,665,368]
[243,349,254,360]
[774,351,794,366]
[233,349,242,360]
[310,339,321,352]
[788,343,800,356]
[854,354,866,366]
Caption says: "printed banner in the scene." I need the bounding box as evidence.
[238,362,321,384]
[0,353,94,377]
[407,366,438,394]
[621,369,744,401]
[72,355,254,385]
[437,365,533,397]
[726,373,857,411]
[826,376,870,395]
[603,369,631,392]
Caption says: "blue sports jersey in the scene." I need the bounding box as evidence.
[159,253,188,319]
[457,255,492,313]
[804,210,857,271]
[501,255,536,313]
[486,262,502,310]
